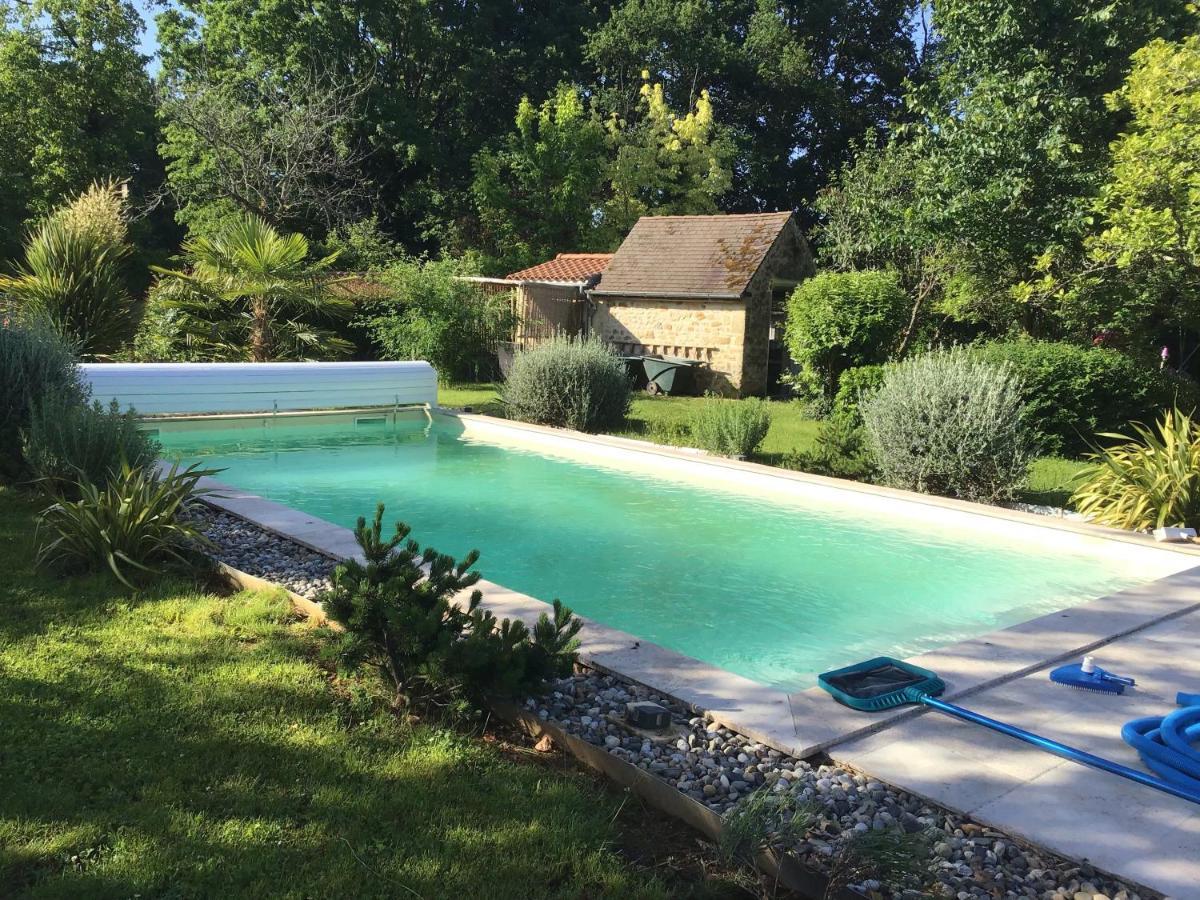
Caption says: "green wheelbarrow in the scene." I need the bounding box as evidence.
[641,355,703,395]
[619,355,649,390]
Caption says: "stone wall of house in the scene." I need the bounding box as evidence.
[740,220,815,394]
[590,298,746,394]
[738,289,771,395]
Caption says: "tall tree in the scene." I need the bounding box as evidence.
[470,78,733,272]
[155,0,612,251]
[470,85,610,273]
[899,0,1195,330]
[815,138,954,355]
[0,0,161,262]
[158,71,375,239]
[600,78,733,243]
[822,0,1195,340]
[584,0,920,218]
[1085,35,1200,360]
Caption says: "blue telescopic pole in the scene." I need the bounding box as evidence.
[917,694,1200,807]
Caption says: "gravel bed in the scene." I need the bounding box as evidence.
[191,505,336,598]
[1006,502,1084,521]
[528,674,1146,900]
[197,501,1151,900]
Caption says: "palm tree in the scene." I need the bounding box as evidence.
[152,216,353,362]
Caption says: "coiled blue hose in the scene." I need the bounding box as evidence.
[1121,692,1200,794]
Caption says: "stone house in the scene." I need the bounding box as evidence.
[588,212,812,395]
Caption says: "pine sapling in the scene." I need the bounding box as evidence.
[322,503,583,716]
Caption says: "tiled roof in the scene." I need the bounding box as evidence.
[592,212,795,298]
[507,253,614,283]
[327,273,391,301]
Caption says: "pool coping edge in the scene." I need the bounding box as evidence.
[442,409,1200,558]
[190,469,1200,761]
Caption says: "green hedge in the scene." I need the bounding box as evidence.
[970,341,1199,457]
[784,270,907,402]
[831,364,888,424]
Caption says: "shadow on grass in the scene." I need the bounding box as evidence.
[1,617,674,898]
[0,555,677,899]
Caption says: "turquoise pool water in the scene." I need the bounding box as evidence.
[160,416,1160,691]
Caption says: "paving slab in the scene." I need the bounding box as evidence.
[829,610,1200,899]
[785,568,1200,755]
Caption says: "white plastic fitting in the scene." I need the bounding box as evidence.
[1152,526,1197,543]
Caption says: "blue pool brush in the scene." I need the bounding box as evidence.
[1050,655,1136,695]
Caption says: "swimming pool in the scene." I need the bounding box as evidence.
[158,412,1190,692]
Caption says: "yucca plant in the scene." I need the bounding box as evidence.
[0,181,135,357]
[1071,409,1200,531]
[151,215,353,362]
[36,461,219,589]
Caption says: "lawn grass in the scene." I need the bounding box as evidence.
[613,395,823,464]
[438,382,505,415]
[438,383,1084,505]
[1024,456,1090,508]
[0,488,686,899]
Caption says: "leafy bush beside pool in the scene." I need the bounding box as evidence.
[361,257,516,382]
[23,393,159,493]
[503,336,631,432]
[784,270,908,404]
[861,348,1037,503]
[1071,409,1200,531]
[689,397,772,458]
[35,461,216,589]
[0,322,85,479]
[785,414,876,481]
[971,340,1200,457]
[0,322,211,587]
[831,363,887,425]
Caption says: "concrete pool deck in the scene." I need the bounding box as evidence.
[828,608,1200,899]
[164,408,1200,894]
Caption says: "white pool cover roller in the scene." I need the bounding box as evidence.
[80,361,438,415]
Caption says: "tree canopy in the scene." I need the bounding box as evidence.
[1089,35,1200,340]
[818,0,1197,349]
[0,0,161,261]
[5,0,1200,382]
[471,77,734,272]
[150,0,921,255]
